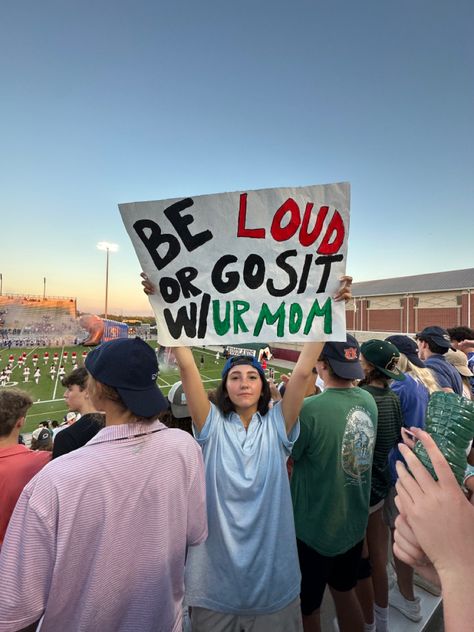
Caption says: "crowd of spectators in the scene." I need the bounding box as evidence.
[0,276,473,632]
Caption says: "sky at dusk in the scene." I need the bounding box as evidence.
[1,0,473,315]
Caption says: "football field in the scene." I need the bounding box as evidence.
[0,343,287,434]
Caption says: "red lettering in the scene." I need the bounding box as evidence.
[237,193,265,238]
[317,210,345,254]
[299,204,328,247]
[270,198,300,242]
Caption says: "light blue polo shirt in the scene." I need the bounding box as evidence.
[185,401,301,615]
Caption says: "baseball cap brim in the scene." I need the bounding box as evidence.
[404,352,425,368]
[222,355,265,378]
[456,366,474,378]
[170,402,190,419]
[377,366,406,381]
[326,357,365,381]
[116,384,168,418]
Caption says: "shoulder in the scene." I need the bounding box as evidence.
[353,386,379,410]
[300,392,325,421]
[75,413,105,430]
[163,426,201,449]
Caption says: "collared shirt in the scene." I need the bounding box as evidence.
[389,373,429,483]
[185,402,300,615]
[425,354,463,395]
[0,445,50,547]
[0,420,207,632]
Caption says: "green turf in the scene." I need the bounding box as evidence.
[0,344,287,434]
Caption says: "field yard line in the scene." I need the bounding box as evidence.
[202,377,221,384]
[201,373,213,380]
[28,408,66,418]
[195,347,221,357]
[157,376,171,386]
[52,344,65,400]
[32,398,64,404]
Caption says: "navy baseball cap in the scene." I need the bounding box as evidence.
[385,335,425,368]
[85,337,168,418]
[416,326,455,350]
[321,334,365,380]
[222,355,265,379]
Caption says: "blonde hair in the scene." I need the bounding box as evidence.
[397,353,439,394]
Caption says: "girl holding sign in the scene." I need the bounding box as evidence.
[142,272,352,632]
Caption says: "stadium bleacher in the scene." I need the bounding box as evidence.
[0,294,80,346]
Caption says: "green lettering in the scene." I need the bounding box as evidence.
[212,300,231,336]
[303,297,332,335]
[253,302,286,338]
[233,301,250,333]
[288,303,303,334]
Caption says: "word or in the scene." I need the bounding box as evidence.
[158,252,343,304]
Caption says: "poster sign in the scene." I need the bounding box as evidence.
[119,182,350,346]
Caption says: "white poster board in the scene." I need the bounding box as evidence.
[119,182,350,346]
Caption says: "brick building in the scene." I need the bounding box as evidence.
[272,268,474,362]
[348,267,474,335]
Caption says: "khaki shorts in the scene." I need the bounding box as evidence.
[190,596,303,632]
[382,486,398,529]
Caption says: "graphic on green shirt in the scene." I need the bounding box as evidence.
[341,406,375,483]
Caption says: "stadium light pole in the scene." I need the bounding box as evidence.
[96,242,118,321]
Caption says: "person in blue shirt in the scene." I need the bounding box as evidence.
[416,326,463,396]
[382,335,440,622]
[142,272,352,632]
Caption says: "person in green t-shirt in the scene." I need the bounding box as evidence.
[291,334,378,632]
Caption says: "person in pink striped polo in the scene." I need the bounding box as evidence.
[0,337,207,632]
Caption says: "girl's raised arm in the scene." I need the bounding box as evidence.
[141,273,210,431]
[281,276,353,434]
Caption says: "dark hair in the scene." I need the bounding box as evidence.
[417,336,447,355]
[447,326,474,342]
[317,354,336,378]
[207,388,217,404]
[61,367,88,390]
[158,409,193,435]
[215,373,272,416]
[359,368,390,388]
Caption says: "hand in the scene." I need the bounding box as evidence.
[400,427,417,450]
[458,339,474,353]
[268,379,282,402]
[141,272,156,295]
[393,512,441,588]
[395,428,474,581]
[333,275,353,302]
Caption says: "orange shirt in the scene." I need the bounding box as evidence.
[0,445,51,546]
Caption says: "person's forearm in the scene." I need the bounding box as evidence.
[172,346,210,430]
[293,342,323,379]
[440,567,474,632]
[173,346,195,370]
